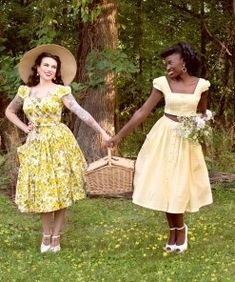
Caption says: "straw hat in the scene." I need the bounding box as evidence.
[18,44,77,85]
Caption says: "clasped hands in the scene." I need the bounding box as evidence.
[102,131,122,148]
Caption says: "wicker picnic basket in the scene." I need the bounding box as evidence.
[85,149,135,198]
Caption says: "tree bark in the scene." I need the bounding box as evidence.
[0,93,23,196]
[0,93,23,151]
[200,0,208,78]
[217,54,230,122]
[74,0,118,163]
[135,0,144,132]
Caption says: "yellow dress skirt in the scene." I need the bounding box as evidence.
[132,115,213,213]
[16,123,87,213]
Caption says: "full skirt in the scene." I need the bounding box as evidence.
[132,115,213,213]
[16,123,87,213]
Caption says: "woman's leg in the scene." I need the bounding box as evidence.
[51,208,66,247]
[41,212,53,245]
[165,213,176,245]
[172,213,186,246]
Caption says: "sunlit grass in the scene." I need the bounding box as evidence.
[0,185,234,281]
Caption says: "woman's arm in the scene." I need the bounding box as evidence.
[62,93,110,141]
[5,95,33,133]
[197,91,208,117]
[107,88,163,146]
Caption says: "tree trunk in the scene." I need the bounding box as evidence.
[0,93,23,151]
[135,0,144,132]
[74,0,118,163]
[0,93,24,196]
[200,0,208,78]
[217,54,230,122]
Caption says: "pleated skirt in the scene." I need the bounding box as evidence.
[132,115,213,213]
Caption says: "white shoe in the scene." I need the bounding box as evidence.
[50,235,61,252]
[165,227,176,252]
[175,224,188,253]
[40,234,51,253]
[165,243,176,252]
[51,245,61,252]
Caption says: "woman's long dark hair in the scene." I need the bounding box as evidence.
[160,42,201,76]
[27,52,64,86]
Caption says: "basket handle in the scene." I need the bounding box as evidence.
[108,147,112,166]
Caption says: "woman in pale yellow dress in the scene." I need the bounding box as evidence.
[107,42,213,253]
[5,44,110,253]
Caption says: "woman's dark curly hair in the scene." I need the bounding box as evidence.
[27,52,64,86]
[160,42,201,76]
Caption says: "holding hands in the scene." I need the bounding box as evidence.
[105,133,122,148]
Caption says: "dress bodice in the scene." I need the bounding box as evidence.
[17,85,71,127]
[153,76,210,116]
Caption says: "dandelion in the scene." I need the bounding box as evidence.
[163,252,168,257]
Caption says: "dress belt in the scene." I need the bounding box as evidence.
[32,122,60,128]
[164,113,179,122]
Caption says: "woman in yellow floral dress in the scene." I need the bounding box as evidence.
[5,44,110,253]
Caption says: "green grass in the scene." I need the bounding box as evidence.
[0,186,234,282]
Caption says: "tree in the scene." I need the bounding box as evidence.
[74,0,118,162]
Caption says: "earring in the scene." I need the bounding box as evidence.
[182,64,187,73]
[36,73,39,77]
[52,78,56,81]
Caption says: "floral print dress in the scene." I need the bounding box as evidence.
[16,85,87,213]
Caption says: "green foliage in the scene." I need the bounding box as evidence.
[69,48,138,95]
[0,154,10,189]
[117,0,234,123]
[86,48,138,87]
[210,127,235,173]
[0,0,102,96]
[0,187,234,281]
[0,55,21,97]
[71,0,102,23]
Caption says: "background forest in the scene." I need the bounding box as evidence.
[0,0,235,188]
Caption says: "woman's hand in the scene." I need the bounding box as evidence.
[23,122,34,134]
[101,131,111,142]
[105,134,122,148]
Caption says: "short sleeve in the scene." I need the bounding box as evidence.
[17,85,30,99]
[153,77,163,92]
[201,79,210,92]
[57,85,71,99]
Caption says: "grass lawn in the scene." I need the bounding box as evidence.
[0,185,234,282]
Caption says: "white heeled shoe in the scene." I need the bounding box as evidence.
[40,234,51,253]
[50,235,61,252]
[175,224,188,253]
[165,227,176,253]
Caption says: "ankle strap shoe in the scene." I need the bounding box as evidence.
[175,224,188,253]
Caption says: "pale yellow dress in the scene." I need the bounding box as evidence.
[132,76,213,213]
[15,85,87,213]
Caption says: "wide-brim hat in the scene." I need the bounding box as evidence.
[18,44,77,85]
